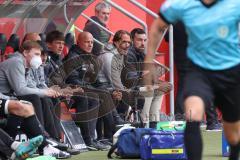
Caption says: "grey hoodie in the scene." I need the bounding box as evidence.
[0,52,46,96]
[97,44,125,90]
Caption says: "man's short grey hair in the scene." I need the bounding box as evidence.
[95,2,111,12]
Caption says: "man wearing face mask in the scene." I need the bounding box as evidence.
[0,41,61,138]
[0,40,58,98]
[0,41,72,158]
[22,33,71,152]
[84,2,111,56]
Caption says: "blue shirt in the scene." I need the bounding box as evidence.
[160,0,240,70]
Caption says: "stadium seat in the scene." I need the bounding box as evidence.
[39,33,46,42]
[62,33,75,58]
[4,34,20,58]
[0,33,7,61]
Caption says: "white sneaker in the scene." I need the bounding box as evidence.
[43,145,71,159]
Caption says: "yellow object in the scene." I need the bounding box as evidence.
[152,148,184,154]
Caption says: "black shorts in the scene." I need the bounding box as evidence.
[0,99,7,117]
[183,62,240,122]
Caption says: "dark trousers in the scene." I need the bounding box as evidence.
[72,92,99,145]
[96,112,114,140]
[93,87,117,140]
[40,97,60,140]
[0,128,14,158]
[51,98,63,140]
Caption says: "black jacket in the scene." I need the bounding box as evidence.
[63,45,100,87]
[84,16,111,56]
[121,46,145,88]
[44,51,66,87]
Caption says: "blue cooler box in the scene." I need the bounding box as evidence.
[222,132,229,157]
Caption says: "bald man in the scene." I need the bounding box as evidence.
[63,31,110,151]
[77,32,94,54]
[64,31,97,85]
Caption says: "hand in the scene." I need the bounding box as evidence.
[156,81,172,93]
[50,85,61,93]
[60,86,84,97]
[112,90,122,101]
[60,86,74,97]
[45,88,61,98]
[71,86,84,95]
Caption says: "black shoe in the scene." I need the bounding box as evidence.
[46,138,69,151]
[149,122,157,129]
[86,140,110,151]
[98,139,113,146]
[115,116,126,125]
[66,148,81,155]
[206,123,222,132]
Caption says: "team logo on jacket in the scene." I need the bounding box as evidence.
[161,0,172,12]
[217,25,229,38]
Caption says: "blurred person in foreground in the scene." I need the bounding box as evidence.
[144,0,240,160]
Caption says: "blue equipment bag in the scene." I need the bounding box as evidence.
[107,128,154,159]
[222,132,230,157]
[140,131,187,160]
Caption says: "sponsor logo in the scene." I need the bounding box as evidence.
[217,25,229,38]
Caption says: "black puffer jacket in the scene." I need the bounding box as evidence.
[44,51,66,87]
[84,16,111,56]
[63,45,100,87]
[121,46,145,88]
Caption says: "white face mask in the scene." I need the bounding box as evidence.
[30,56,42,69]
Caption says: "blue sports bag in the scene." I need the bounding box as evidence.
[140,131,187,160]
[107,128,154,159]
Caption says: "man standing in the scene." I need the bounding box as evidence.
[84,2,111,56]
[145,0,240,160]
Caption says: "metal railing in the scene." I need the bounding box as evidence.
[81,13,114,36]
[104,0,148,35]
[128,0,175,115]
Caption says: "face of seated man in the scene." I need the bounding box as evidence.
[47,40,65,55]
[133,33,147,54]
[23,47,42,69]
[77,32,94,54]
[114,33,131,55]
